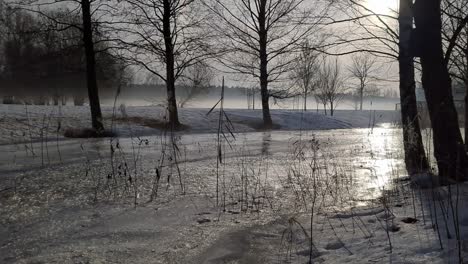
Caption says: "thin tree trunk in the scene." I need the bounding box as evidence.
[252,87,255,110]
[163,0,180,128]
[81,0,104,131]
[53,95,59,106]
[330,101,334,116]
[414,0,468,180]
[359,83,364,110]
[304,91,307,111]
[398,0,429,175]
[258,0,273,128]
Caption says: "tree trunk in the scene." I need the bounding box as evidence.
[81,0,104,131]
[304,91,307,111]
[163,0,180,128]
[465,39,468,150]
[359,83,364,110]
[414,0,468,180]
[398,0,429,175]
[73,94,85,106]
[252,87,255,110]
[330,101,334,116]
[465,80,468,150]
[258,0,273,128]
[323,103,327,115]
[53,95,59,106]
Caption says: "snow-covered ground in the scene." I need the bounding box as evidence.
[0,104,400,145]
[3,104,466,263]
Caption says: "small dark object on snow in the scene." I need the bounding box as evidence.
[197,218,211,224]
[401,217,418,224]
[389,224,401,232]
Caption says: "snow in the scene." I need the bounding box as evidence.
[3,104,464,263]
[0,104,400,145]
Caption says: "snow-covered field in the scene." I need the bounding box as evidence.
[2,104,466,263]
[0,104,400,145]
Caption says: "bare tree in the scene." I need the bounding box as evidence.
[15,0,115,132]
[348,53,377,110]
[81,0,104,130]
[398,0,429,174]
[318,57,345,116]
[329,0,429,175]
[205,0,329,128]
[121,0,211,128]
[413,0,468,180]
[291,40,320,111]
[178,62,213,108]
[442,0,468,149]
[314,90,328,115]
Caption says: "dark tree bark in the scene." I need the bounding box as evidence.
[304,91,307,112]
[465,81,468,149]
[414,0,468,180]
[359,80,364,110]
[465,39,468,150]
[81,0,104,131]
[258,0,273,128]
[398,0,429,174]
[163,0,180,128]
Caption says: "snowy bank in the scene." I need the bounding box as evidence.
[0,104,400,144]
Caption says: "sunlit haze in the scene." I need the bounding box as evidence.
[366,0,398,15]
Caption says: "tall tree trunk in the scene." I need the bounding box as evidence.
[163,0,180,128]
[252,87,255,110]
[330,101,334,116]
[398,0,429,175]
[304,91,307,111]
[81,0,104,131]
[465,78,468,150]
[414,0,468,180]
[359,83,364,110]
[465,38,468,150]
[258,0,273,128]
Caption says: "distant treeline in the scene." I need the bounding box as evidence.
[0,8,126,104]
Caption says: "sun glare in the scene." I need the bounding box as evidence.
[366,0,397,15]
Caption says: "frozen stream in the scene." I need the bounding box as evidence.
[1,126,405,201]
[0,126,409,263]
